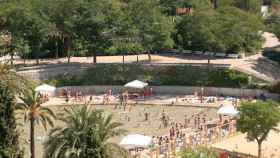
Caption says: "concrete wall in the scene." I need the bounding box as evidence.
[56,85,280,101]
[17,64,86,80]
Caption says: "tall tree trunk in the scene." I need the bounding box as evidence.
[122,55,125,72]
[93,51,97,64]
[148,51,151,62]
[23,55,26,65]
[55,39,59,59]
[213,0,218,9]
[30,118,35,158]
[35,45,39,65]
[67,55,71,64]
[10,53,13,66]
[64,37,71,64]
[137,55,139,63]
[258,141,262,158]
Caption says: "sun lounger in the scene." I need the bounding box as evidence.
[194,51,204,55]
[215,53,226,57]
[204,51,215,56]
[227,54,239,59]
[182,50,192,54]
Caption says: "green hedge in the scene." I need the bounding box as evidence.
[47,64,250,88]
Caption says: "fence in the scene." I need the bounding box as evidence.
[56,85,280,101]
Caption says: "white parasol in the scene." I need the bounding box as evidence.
[217,105,239,116]
[120,134,152,149]
[35,84,56,92]
[124,80,148,89]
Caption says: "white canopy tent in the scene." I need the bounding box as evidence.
[217,105,239,117]
[35,84,56,94]
[120,134,152,149]
[124,80,148,89]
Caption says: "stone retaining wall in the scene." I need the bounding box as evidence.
[16,63,231,80]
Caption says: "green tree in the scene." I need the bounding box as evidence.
[128,0,174,61]
[237,101,280,158]
[17,88,56,158]
[0,83,23,158]
[14,38,31,65]
[76,0,124,64]
[176,6,263,54]
[45,0,80,63]
[44,106,127,158]
[0,0,50,65]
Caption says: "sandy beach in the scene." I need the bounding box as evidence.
[18,104,218,158]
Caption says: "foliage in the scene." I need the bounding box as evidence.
[0,83,23,158]
[0,0,51,62]
[127,0,174,52]
[44,106,127,158]
[180,146,218,158]
[267,15,280,40]
[49,64,250,88]
[17,88,56,158]
[176,6,263,55]
[0,0,266,61]
[237,101,280,158]
[0,63,29,93]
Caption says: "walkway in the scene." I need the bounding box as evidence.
[11,32,280,83]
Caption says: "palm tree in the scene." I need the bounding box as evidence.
[44,106,128,158]
[17,89,56,158]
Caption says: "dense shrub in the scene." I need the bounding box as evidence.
[49,64,250,88]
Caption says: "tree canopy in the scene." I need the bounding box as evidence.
[0,0,267,61]
[237,101,280,158]
[176,6,263,54]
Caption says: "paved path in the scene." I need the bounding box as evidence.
[10,32,280,82]
[212,124,280,158]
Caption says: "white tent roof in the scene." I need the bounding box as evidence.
[217,105,239,116]
[35,84,56,92]
[120,134,152,149]
[124,80,148,89]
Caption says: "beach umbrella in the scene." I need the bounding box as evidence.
[35,84,56,92]
[217,105,239,117]
[120,134,152,149]
[124,80,148,89]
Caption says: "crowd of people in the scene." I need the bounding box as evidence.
[38,93,50,103]
[139,111,237,158]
